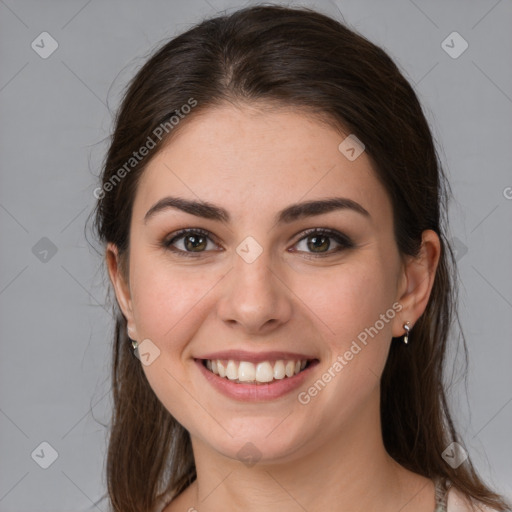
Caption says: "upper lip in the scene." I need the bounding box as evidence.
[196,350,318,364]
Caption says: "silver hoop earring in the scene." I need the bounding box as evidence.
[403,322,411,344]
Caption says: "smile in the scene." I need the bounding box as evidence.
[194,352,320,401]
[203,358,309,384]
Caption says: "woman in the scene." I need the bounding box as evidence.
[92,5,511,512]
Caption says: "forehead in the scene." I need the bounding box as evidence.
[133,104,393,229]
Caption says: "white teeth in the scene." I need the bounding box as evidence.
[238,361,256,382]
[226,360,238,380]
[204,358,309,383]
[255,362,274,382]
[273,360,285,379]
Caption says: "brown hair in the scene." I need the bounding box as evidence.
[91,5,511,511]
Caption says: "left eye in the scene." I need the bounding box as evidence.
[162,228,353,257]
[292,228,354,256]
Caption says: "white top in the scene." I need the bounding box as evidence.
[445,485,501,512]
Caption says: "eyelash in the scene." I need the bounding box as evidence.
[161,227,354,258]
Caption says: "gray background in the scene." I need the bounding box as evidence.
[0,0,511,510]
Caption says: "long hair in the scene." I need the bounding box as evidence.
[91,5,511,511]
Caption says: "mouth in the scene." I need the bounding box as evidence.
[200,357,317,385]
[193,350,320,401]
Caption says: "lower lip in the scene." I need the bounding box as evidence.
[195,359,318,402]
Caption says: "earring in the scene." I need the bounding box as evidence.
[403,322,411,344]
[127,328,139,350]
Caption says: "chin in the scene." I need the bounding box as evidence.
[194,417,310,466]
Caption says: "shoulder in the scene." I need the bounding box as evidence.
[447,486,503,512]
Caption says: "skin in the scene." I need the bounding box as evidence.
[107,103,441,512]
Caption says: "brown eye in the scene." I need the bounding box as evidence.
[182,233,207,252]
[306,234,331,252]
[163,228,218,256]
[293,228,354,256]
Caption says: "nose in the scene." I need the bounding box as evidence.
[216,244,293,335]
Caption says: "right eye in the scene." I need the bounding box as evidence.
[162,228,221,257]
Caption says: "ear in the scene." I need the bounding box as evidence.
[106,242,139,341]
[393,229,441,338]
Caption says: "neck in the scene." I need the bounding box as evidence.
[183,392,427,512]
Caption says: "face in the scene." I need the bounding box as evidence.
[108,103,437,465]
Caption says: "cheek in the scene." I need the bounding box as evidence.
[128,253,219,425]
[293,257,395,345]
[129,251,218,345]
[293,256,397,405]
[293,261,396,424]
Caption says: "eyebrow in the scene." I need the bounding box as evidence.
[143,196,370,225]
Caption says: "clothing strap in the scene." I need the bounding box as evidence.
[434,476,451,512]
